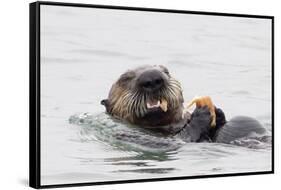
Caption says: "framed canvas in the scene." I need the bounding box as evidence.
[29,1,274,188]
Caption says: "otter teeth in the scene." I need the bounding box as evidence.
[160,99,168,112]
[147,100,161,109]
[146,99,168,112]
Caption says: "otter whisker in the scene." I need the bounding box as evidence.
[162,89,169,100]
[139,95,146,117]
[167,86,180,108]
[169,84,182,94]
[128,91,138,114]
[141,93,147,116]
[133,96,139,117]
[134,92,143,117]
[127,93,137,117]
[132,92,138,116]
[120,90,134,118]
[127,99,134,116]
[169,79,182,92]
[169,83,181,92]
[127,94,136,118]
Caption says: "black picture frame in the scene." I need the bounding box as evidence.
[29,1,274,189]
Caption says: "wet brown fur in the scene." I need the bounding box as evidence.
[102,65,185,127]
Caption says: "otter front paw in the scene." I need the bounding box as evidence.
[186,96,216,128]
[188,106,212,142]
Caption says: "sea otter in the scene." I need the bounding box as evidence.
[101,65,266,143]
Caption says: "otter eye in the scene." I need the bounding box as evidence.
[164,70,169,75]
[159,65,170,75]
[162,68,170,76]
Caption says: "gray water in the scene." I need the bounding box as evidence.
[40,5,272,185]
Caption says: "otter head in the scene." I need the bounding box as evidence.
[101,65,184,127]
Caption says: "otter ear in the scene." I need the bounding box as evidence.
[101,99,109,111]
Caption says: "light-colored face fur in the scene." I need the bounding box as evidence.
[101,65,184,126]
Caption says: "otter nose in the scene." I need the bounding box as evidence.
[137,70,164,91]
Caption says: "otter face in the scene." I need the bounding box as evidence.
[101,65,184,126]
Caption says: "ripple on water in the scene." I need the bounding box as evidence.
[69,112,272,154]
